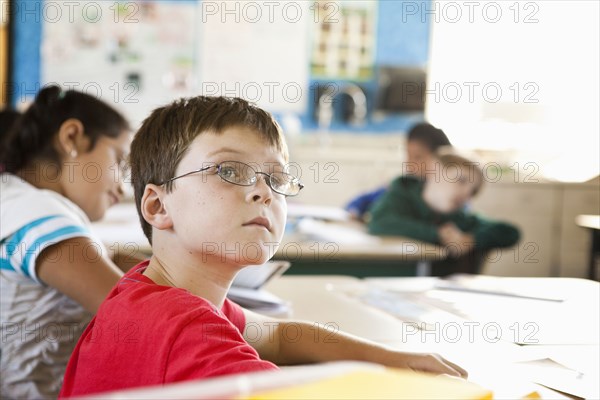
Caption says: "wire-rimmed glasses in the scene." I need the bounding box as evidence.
[160,161,304,197]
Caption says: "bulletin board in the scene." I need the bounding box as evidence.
[41,1,199,128]
[310,1,376,80]
[41,0,310,128]
[23,0,431,133]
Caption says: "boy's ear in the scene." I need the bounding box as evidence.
[141,184,173,231]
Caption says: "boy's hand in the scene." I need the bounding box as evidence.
[242,312,468,380]
[384,351,468,378]
[438,223,475,257]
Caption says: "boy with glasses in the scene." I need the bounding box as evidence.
[60,96,466,397]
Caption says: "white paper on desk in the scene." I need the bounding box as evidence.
[359,278,600,345]
[358,289,466,330]
[435,274,567,302]
[543,345,600,379]
[514,358,599,399]
[425,289,599,345]
[296,218,380,245]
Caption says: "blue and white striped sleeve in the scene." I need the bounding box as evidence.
[0,215,95,283]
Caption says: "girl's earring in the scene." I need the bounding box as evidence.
[70,150,78,158]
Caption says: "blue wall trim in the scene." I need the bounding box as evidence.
[376,0,431,67]
[12,0,42,107]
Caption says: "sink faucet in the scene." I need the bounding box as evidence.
[317,83,367,129]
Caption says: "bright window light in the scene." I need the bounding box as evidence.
[426,1,599,182]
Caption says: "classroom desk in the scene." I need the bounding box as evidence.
[576,214,600,280]
[264,275,600,399]
[274,224,446,277]
[276,232,446,262]
[270,215,446,277]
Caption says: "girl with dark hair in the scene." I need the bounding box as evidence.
[0,108,22,141]
[0,85,132,398]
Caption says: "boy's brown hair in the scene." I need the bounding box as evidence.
[129,96,288,243]
[435,146,484,195]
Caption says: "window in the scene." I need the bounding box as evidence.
[426,1,599,182]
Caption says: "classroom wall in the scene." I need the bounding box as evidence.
[9,0,432,133]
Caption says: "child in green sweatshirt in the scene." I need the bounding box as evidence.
[367,149,520,275]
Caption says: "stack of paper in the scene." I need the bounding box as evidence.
[227,261,291,316]
[515,358,599,399]
[227,286,290,317]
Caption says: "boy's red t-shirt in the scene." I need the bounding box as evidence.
[59,261,278,398]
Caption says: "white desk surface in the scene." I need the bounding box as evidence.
[264,275,600,400]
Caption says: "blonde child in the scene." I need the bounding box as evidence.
[346,122,451,220]
[368,149,520,275]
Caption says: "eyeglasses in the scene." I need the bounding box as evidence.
[160,161,304,197]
